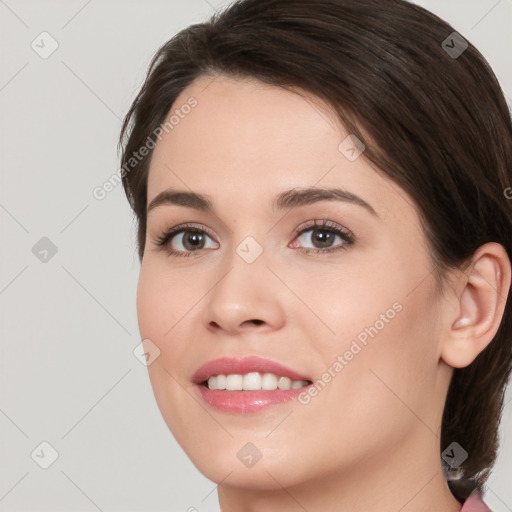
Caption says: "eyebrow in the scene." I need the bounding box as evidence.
[147,187,378,217]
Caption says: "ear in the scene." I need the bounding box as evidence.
[440,242,511,369]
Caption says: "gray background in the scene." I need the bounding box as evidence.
[1,1,511,510]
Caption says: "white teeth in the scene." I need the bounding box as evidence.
[226,374,243,390]
[243,372,262,390]
[206,372,309,391]
[277,376,292,389]
[216,374,226,389]
[262,373,278,390]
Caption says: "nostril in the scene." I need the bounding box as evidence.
[251,319,263,325]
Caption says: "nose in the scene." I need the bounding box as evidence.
[201,257,286,336]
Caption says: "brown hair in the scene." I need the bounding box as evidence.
[118,0,512,492]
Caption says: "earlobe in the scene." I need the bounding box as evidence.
[441,242,511,369]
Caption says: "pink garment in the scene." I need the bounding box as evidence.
[459,490,492,512]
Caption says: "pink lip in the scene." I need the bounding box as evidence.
[192,356,312,414]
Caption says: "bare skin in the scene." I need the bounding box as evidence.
[136,74,511,511]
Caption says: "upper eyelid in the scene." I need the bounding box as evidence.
[296,219,352,234]
[166,220,347,234]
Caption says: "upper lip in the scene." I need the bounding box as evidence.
[192,356,312,384]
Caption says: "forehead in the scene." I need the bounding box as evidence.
[146,74,409,220]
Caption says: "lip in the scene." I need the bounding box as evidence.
[192,356,313,414]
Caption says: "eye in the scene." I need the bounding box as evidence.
[291,220,354,254]
[154,223,219,258]
[153,219,354,258]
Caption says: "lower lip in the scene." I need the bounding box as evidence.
[195,384,309,413]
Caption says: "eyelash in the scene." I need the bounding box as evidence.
[153,220,355,258]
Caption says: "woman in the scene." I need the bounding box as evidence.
[118,0,512,510]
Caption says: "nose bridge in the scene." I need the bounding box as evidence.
[201,232,284,333]
[221,211,270,269]
[235,232,266,265]
[227,201,280,265]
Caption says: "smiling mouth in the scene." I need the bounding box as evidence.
[201,372,312,391]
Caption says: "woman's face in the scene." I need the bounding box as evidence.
[137,74,453,490]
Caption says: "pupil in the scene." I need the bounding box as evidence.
[314,229,332,248]
[184,230,204,250]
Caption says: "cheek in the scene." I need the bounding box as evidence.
[136,262,201,340]
[136,262,173,337]
[136,267,202,447]
[303,250,440,422]
[136,267,187,396]
[314,274,440,442]
[312,235,440,369]
[136,266,198,393]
